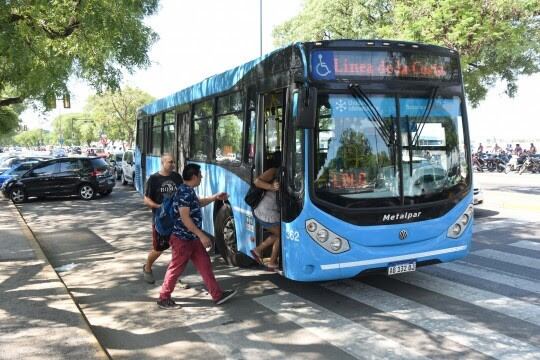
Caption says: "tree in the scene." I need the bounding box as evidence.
[0,1,159,110]
[0,107,19,136]
[13,129,49,147]
[273,0,540,106]
[85,87,154,148]
[51,113,97,146]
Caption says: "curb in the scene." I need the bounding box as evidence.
[9,201,111,360]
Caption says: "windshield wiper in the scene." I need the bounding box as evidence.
[411,86,439,146]
[348,83,399,175]
[348,84,392,144]
[404,114,414,177]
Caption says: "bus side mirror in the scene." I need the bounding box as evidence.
[294,87,317,129]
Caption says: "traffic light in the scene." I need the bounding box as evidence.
[63,94,71,108]
[45,94,56,110]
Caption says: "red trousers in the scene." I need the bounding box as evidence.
[159,234,222,301]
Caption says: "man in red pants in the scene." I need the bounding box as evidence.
[157,163,237,309]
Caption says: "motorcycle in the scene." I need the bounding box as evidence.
[519,155,540,174]
[472,152,486,172]
[505,154,527,173]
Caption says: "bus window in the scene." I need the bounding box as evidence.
[264,92,283,165]
[136,118,144,151]
[151,115,163,155]
[163,111,175,156]
[216,92,243,164]
[191,100,214,161]
[247,100,256,164]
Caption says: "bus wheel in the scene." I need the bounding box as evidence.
[215,205,253,267]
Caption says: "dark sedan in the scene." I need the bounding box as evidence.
[1,157,115,203]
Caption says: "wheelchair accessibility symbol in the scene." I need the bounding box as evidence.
[315,54,332,77]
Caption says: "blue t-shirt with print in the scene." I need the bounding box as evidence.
[172,184,202,241]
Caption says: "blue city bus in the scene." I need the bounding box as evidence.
[135,40,473,281]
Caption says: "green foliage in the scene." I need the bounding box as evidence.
[0,106,20,135]
[85,87,154,148]
[13,129,49,147]
[273,0,540,106]
[50,113,97,146]
[0,0,159,109]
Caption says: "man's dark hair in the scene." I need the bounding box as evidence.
[183,163,201,181]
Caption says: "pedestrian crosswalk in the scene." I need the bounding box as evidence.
[255,291,429,360]
[509,240,540,251]
[472,248,540,269]
[242,239,540,359]
[324,281,540,360]
[394,271,540,326]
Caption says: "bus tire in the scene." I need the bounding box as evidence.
[214,204,253,267]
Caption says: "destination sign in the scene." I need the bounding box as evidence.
[310,50,459,81]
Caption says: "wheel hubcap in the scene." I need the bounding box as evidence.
[223,216,236,253]
[12,189,23,202]
[81,186,93,199]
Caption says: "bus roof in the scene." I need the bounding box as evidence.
[138,44,295,116]
[138,39,458,117]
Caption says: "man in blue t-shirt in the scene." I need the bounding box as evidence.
[157,163,237,309]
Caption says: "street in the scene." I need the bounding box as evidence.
[14,173,540,359]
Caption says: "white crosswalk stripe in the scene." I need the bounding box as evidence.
[473,249,540,269]
[473,220,511,234]
[509,240,540,251]
[183,306,290,360]
[255,290,429,360]
[436,262,540,294]
[395,271,540,326]
[325,280,540,360]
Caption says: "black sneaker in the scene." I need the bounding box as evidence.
[157,298,181,310]
[215,289,237,305]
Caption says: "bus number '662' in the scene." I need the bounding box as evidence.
[286,230,300,242]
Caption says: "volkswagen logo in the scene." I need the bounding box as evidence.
[399,230,408,240]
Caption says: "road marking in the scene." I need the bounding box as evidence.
[185,308,289,360]
[472,220,509,234]
[436,262,540,294]
[395,271,540,326]
[509,240,540,251]
[472,249,540,270]
[255,290,428,360]
[325,281,540,360]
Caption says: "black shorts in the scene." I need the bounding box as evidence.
[152,224,171,252]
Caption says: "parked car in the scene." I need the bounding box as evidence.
[0,156,50,174]
[121,150,135,185]
[107,151,124,180]
[51,148,67,157]
[1,157,115,203]
[0,161,39,187]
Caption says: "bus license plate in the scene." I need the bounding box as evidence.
[388,261,416,275]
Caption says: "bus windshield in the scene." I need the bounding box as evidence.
[314,92,470,208]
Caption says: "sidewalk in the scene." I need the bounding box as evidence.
[0,198,108,359]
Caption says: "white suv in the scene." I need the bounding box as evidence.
[121,150,135,185]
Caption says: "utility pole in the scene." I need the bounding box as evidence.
[260,0,263,57]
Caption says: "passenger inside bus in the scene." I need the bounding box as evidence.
[250,151,282,270]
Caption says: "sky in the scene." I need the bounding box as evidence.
[21,0,539,144]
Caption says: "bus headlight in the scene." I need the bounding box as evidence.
[316,229,329,242]
[330,238,343,251]
[305,219,350,254]
[447,204,473,239]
